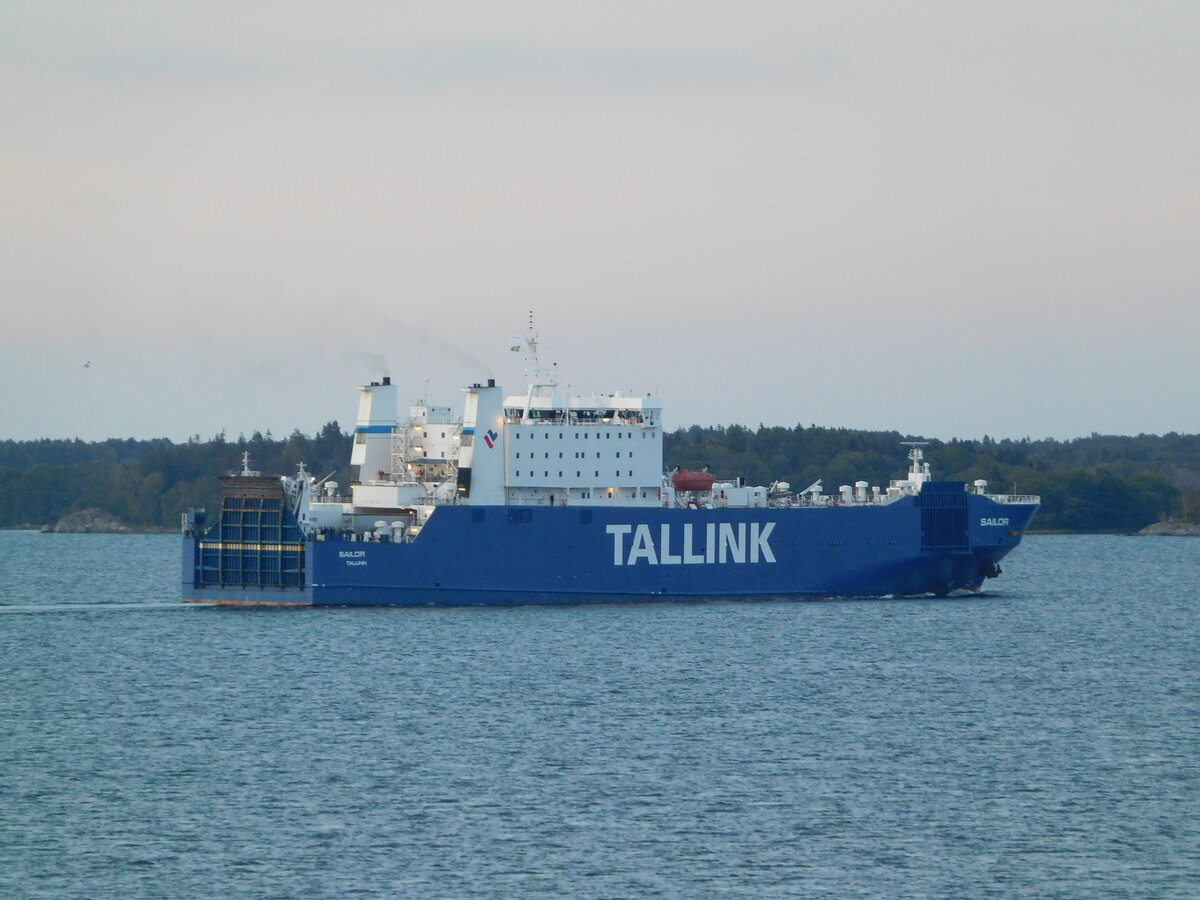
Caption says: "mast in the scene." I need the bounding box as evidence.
[512,311,557,422]
[901,441,932,486]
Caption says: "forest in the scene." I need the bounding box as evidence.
[1,423,1196,533]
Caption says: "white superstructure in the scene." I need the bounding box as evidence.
[500,389,663,506]
[287,327,1039,542]
[493,324,664,507]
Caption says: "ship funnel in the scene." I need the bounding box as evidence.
[458,380,505,504]
[351,378,398,481]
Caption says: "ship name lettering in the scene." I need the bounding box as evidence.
[980,517,1010,527]
[606,522,775,566]
[339,550,367,559]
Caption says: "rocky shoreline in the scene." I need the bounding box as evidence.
[1137,520,1200,536]
[41,508,133,534]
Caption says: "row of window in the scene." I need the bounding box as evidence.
[512,471,637,479]
[512,430,648,440]
[513,451,634,459]
[502,490,657,502]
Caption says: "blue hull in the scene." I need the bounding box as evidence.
[183,492,1038,607]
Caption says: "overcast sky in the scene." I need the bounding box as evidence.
[2,1,1197,443]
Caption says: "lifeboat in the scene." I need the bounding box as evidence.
[672,469,716,493]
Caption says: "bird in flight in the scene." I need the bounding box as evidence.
[83,361,91,368]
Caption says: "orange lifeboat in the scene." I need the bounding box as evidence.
[672,469,716,493]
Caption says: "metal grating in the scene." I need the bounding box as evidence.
[916,482,969,552]
[195,481,305,588]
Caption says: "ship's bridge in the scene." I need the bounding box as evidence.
[499,392,664,506]
[503,391,661,428]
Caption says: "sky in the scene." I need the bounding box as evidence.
[2,1,1197,443]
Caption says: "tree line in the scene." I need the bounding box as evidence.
[0,425,352,531]
[666,425,1198,532]
[1,423,1196,532]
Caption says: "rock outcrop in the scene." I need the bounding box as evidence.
[46,508,133,533]
[1138,520,1200,536]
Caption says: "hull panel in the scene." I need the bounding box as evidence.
[183,496,1038,607]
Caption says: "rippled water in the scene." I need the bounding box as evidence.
[1,531,1197,898]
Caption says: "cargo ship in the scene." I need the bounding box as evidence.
[182,330,1039,607]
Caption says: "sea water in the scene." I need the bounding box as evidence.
[1,532,1196,898]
